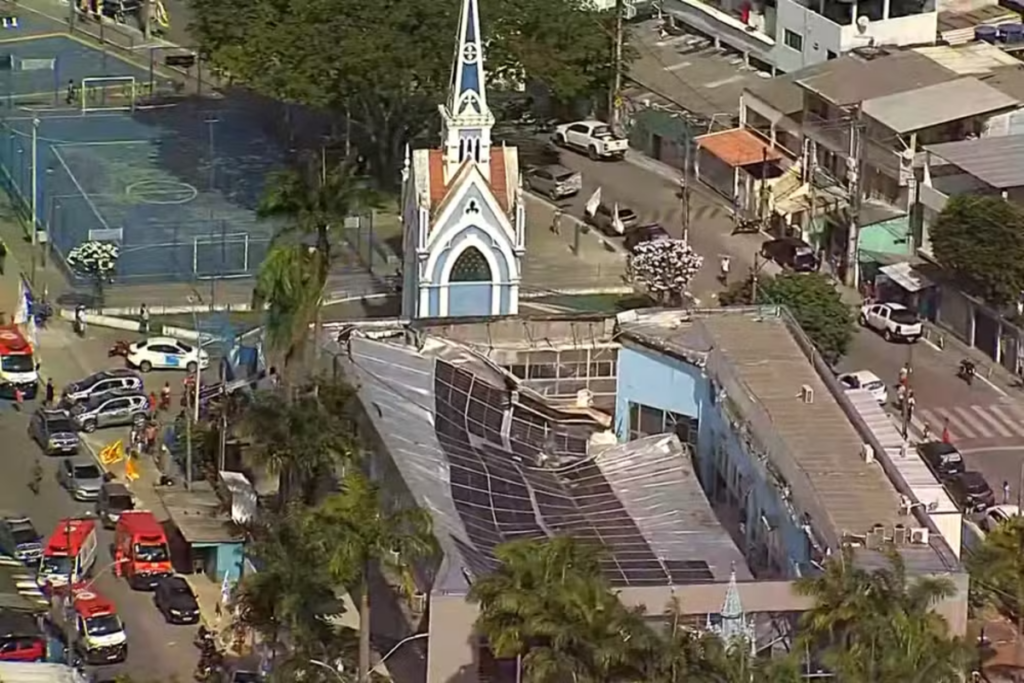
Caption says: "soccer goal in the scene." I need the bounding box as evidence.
[80,76,137,113]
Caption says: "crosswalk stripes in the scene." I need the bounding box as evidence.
[906,403,1024,443]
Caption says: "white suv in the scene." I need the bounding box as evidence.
[859,302,922,343]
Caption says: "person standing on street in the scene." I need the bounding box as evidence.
[43,378,54,407]
[550,207,562,235]
[0,238,8,276]
[1004,480,1012,505]
[140,303,150,334]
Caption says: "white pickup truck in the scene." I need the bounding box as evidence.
[553,120,628,160]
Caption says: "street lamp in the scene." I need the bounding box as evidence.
[369,632,429,675]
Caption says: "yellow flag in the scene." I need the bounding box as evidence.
[124,456,139,481]
[99,440,124,465]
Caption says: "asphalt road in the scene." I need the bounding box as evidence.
[11,322,203,682]
[839,324,1024,506]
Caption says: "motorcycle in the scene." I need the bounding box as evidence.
[194,625,216,650]
[957,358,976,386]
[108,339,131,358]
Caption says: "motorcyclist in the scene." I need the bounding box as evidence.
[959,358,976,385]
[73,304,86,336]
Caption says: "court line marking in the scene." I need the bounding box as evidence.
[51,145,110,230]
[0,32,68,44]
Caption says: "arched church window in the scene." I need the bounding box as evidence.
[450,246,492,282]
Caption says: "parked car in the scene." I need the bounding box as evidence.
[70,392,149,433]
[57,457,105,502]
[61,369,143,406]
[154,576,200,624]
[523,164,582,200]
[126,337,209,373]
[552,120,628,160]
[760,237,819,272]
[96,482,135,530]
[947,471,995,512]
[0,514,42,564]
[0,612,45,662]
[859,302,922,343]
[837,370,888,404]
[585,203,640,236]
[28,408,80,455]
[980,504,1020,533]
[917,441,966,480]
[624,224,671,252]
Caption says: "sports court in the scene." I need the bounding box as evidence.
[0,26,281,283]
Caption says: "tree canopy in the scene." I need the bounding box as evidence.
[719,272,855,364]
[930,194,1024,307]
[188,0,622,184]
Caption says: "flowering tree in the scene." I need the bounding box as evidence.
[627,239,703,305]
[66,240,120,305]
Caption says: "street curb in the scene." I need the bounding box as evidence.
[57,309,204,341]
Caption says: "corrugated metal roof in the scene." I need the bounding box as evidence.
[797,50,957,106]
[926,134,1024,189]
[862,77,1019,134]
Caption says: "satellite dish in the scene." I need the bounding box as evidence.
[857,15,870,33]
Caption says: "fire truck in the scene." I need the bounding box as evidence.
[50,587,127,664]
[36,520,98,590]
[113,511,172,590]
[0,326,37,399]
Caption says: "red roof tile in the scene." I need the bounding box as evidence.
[427,147,510,213]
[428,149,447,206]
[696,128,783,167]
[490,149,508,211]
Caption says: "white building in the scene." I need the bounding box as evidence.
[400,0,526,319]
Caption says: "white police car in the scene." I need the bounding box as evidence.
[126,337,209,373]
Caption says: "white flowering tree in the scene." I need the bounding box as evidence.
[627,239,703,305]
[66,241,120,305]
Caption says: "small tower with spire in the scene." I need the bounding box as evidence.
[707,564,755,652]
[439,0,494,183]
[398,0,524,319]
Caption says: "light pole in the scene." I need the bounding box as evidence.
[184,294,202,491]
[369,632,429,675]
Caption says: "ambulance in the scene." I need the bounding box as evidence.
[37,519,98,589]
[0,326,37,399]
[50,587,127,664]
[112,511,172,590]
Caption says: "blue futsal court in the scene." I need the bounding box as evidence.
[0,32,284,283]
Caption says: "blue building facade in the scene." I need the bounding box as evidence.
[615,343,812,577]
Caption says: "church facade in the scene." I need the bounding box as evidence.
[400,0,525,319]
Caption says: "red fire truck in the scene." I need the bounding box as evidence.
[0,326,37,399]
[113,511,172,590]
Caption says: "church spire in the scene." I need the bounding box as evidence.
[439,0,495,183]
[707,564,755,653]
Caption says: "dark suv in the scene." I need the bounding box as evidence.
[947,471,995,512]
[917,441,965,480]
[62,369,143,406]
[624,224,671,251]
[29,408,80,455]
[760,237,819,272]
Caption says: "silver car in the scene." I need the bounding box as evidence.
[524,164,582,200]
[70,392,149,433]
[57,457,105,501]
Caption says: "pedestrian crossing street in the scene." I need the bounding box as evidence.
[905,403,1024,443]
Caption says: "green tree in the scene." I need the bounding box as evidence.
[307,472,437,683]
[719,273,854,364]
[969,513,1024,616]
[188,0,623,184]
[796,546,969,683]
[254,157,374,368]
[240,387,357,503]
[931,194,1024,307]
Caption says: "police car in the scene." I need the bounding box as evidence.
[125,337,209,373]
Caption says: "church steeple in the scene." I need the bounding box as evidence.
[439,0,494,183]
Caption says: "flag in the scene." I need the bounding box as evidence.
[611,202,625,235]
[25,315,37,348]
[584,187,602,217]
[124,455,139,481]
[99,439,124,465]
[13,278,28,325]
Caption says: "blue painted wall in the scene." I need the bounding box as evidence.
[616,345,811,577]
[448,283,492,317]
[200,542,245,581]
[615,345,707,439]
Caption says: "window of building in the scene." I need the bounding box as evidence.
[783,29,803,52]
[450,246,492,282]
[628,401,698,448]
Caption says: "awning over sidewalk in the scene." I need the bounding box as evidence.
[879,262,934,293]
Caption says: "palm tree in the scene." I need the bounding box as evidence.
[306,471,436,683]
[969,513,1024,615]
[796,545,967,682]
[254,155,375,369]
[240,388,357,504]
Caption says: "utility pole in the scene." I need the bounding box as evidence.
[608,0,624,130]
[844,106,865,291]
[30,118,39,286]
[681,135,692,243]
[751,253,759,304]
